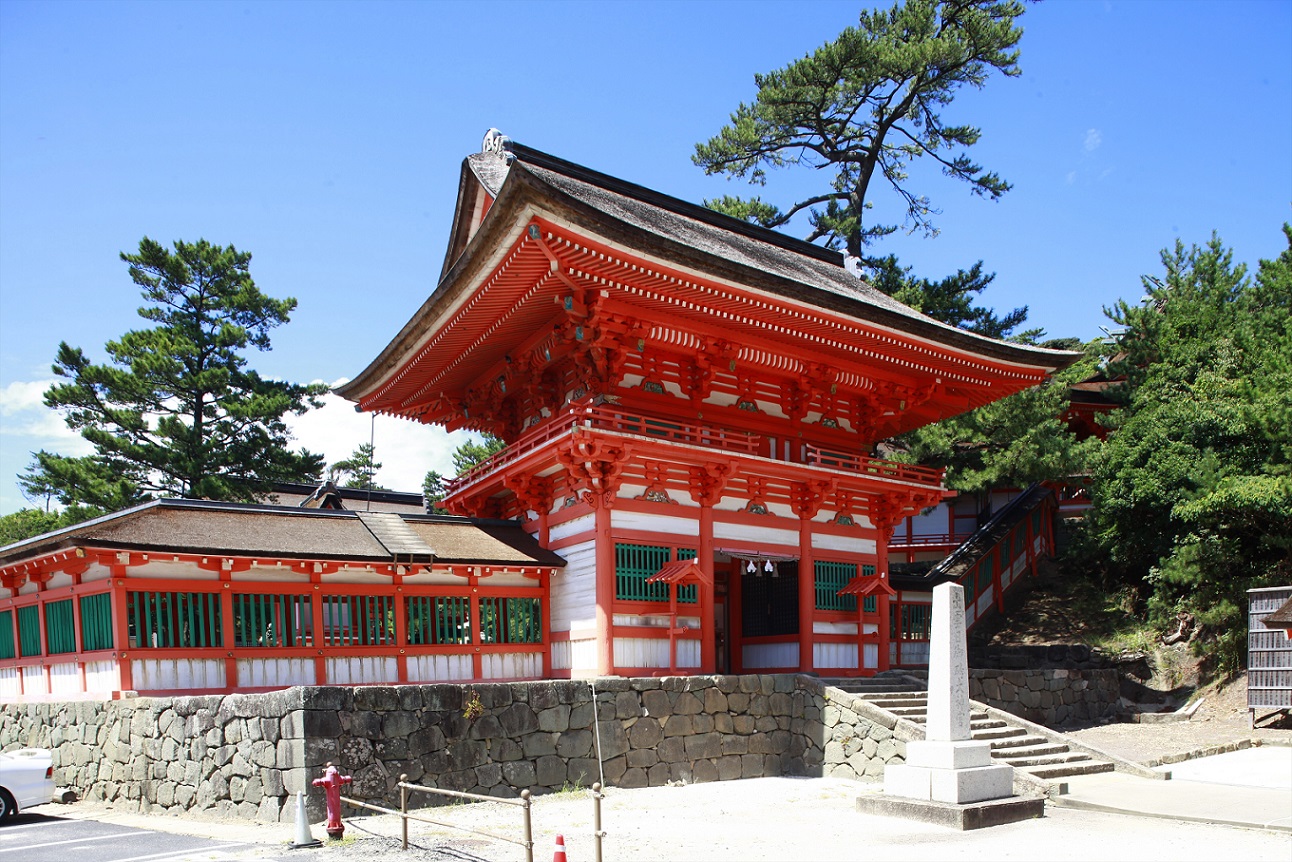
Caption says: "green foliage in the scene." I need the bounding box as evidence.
[0,505,106,546]
[19,238,326,510]
[868,255,1033,340]
[1087,227,1292,671]
[694,0,1025,256]
[328,442,387,490]
[422,435,506,514]
[895,346,1099,494]
[451,435,505,475]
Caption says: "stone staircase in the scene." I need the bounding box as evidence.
[824,675,1116,790]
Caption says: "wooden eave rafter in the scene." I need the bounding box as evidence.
[645,558,711,588]
[359,218,1053,429]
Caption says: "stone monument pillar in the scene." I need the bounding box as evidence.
[883,582,1014,804]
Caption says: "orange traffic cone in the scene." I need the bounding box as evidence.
[553,833,568,862]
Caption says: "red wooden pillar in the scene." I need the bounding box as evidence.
[111,570,133,694]
[311,582,327,685]
[219,580,237,692]
[698,504,716,674]
[877,528,892,673]
[1025,513,1037,578]
[540,569,553,678]
[593,502,615,676]
[797,517,815,673]
[729,560,744,674]
[71,585,87,693]
[993,545,1005,614]
[394,584,408,684]
[470,570,484,679]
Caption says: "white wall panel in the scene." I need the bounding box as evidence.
[20,666,45,693]
[408,654,473,682]
[742,641,797,669]
[85,660,119,693]
[814,642,858,669]
[482,652,541,680]
[813,621,858,635]
[0,668,21,699]
[132,658,225,691]
[551,540,597,632]
[614,637,698,669]
[549,513,595,543]
[325,656,397,685]
[713,522,798,548]
[237,658,315,689]
[611,510,699,537]
[812,533,877,555]
[48,662,81,695]
[862,643,878,669]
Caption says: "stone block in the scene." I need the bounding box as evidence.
[647,763,670,787]
[641,690,671,717]
[619,767,647,789]
[598,721,630,759]
[568,757,600,787]
[740,753,763,778]
[556,729,592,758]
[468,714,505,740]
[626,749,658,769]
[903,740,992,770]
[657,737,686,763]
[662,715,694,737]
[538,705,571,733]
[383,711,421,738]
[603,755,627,785]
[522,732,558,758]
[717,755,742,780]
[673,692,703,715]
[536,755,567,787]
[501,760,536,788]
[628,716,663,749]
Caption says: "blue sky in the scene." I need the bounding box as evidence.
[1,0,1289,515]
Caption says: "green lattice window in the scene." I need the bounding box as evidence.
[0,610,15,659]
[80,593,113,651]
[861,564,878,613]
[978,557,994,594]
[614,543,696,603]
[900,604,932,640]
[321,595,394,646]
[234,593,312,648]
[128,591,223,648]
[45,599,75,655]
[814,561,857,612]
[961,571,977,603]
[480,597,542,644]
[17,605,41,657]
[1031,508,1042,534]
[407,596,471,645]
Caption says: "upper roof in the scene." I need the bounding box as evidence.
[0,498,565,569]
[337,134,1078,407]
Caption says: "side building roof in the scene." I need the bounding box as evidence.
[0,498,565,571]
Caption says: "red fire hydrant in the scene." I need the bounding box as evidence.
[312,762,353,840]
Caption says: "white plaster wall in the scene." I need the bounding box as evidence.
[862,643,878,669]
[325,656,397,685]
[0,668,21,699]
[813,621,859,635]
[614,637,698,669]
[551,640,572,671]
[85,660,118,693]
[614,614,700,628]
[549,513,595,543]
[814,642,858,670]
[19,666,44,694]
[127,561,219,580]
[812,533,878,555]
[569,638,598,676]
[482,652,541,680]
[236,658,315,688]
[713,521,798,549]
[408,654,473,682]
[550,540,596,632]
[132,658,225,691]
[898,642,931,665]
[742,641,796,669]
[908,503,951,535]
[611,510,699,537]
[49,662,81,695]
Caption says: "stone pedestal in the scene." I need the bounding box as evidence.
[873,581,1027,820]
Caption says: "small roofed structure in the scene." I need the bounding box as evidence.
[1247,586,1292,727]
[0,499,562,700]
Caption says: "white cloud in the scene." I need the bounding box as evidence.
[1065,171,1077,185]
[1084,128,1103,152]
[0,379,53,416]
[286,393,476,493]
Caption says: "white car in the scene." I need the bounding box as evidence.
[0,748,55,818]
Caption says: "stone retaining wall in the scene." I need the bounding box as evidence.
[969,669,1120,725]
[0,675,908,821]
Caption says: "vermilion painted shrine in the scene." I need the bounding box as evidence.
[0,133,1074,700]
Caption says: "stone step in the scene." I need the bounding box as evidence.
[971,727,1029,741]
[995,751,1093,768]
[989,737,1058,753]
[887,706,928,717]
[970,718,1008,730]
[1019,760,1116,779]
[855,694,928,706]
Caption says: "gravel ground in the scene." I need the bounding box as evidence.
[1065,673,1292,764]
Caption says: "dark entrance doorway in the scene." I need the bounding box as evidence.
[741,561,799,638]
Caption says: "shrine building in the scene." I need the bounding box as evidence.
[337,132,1077,681]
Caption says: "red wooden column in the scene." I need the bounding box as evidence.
[729,560,744,674]
[868,494,905,674]
[593,499,615,676]
[110,567,133,693]
[792,481,830,673]
[689,465,728,675]
[393,581,409,684]
[219,578,237,691]
[469,569,484,679]
[310,579,327,685]
[540,569,553,678]
[994,545,1005,614]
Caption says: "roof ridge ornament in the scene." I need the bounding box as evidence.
[482,128,515,163]
[842,253,864,279]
